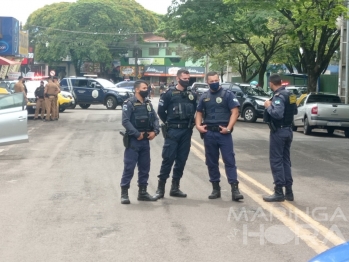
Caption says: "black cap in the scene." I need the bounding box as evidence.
[40,81,44,84]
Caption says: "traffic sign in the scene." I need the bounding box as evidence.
[50,70,55,76]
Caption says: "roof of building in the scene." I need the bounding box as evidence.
[143,33,169,43]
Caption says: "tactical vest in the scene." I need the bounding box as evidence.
[166,89,196,123]
[130,99,154,132]
[37,87,45,98]
[271,90,297,127]
[202,89,231,125]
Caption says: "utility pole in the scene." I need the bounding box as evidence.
[134,34,139,80]
[338,2,349,104]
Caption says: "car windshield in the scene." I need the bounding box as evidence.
[241,86,269,96]
[97,79,115,88]
[307,95,342,103]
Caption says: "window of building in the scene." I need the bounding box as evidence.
[149,48,159,56]
[166,49,172,56]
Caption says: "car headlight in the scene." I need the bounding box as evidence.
[118,92,127,96]
[255,100,265,106]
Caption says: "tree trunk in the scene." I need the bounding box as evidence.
[258,63,268,88]
[307,71,319,93]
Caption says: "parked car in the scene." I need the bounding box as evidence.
[309,241,349,262]
[60,77,133,109]
[190,82,209,100]
[115,80,136,92]
[222,83,270,122]
[285,85,307,97]
[293,93,349,137]
[0,80,16,93]
[0,92,29,146]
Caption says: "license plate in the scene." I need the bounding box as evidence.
[327,122,341,126]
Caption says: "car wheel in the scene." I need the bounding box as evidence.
[327,128,334,135]
[344,129,349,138]
[242,106,257,122]
[59,107,65,113]
[106,96,117,110]
[70,103,76,109]
[292,121,297,131]
[79,104,91,109]
[303,117,311,135]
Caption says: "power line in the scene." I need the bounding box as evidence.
[29,25,154,36]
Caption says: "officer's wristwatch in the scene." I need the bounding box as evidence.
[226,128,232,133]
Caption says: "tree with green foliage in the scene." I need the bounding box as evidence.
[25,0,158,76]
[158,0,288,87]
[225,0,346,92]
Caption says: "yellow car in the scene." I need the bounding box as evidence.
[58,91,75,112]
[0,87,9,94]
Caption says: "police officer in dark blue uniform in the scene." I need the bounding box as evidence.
[263,74,297,202]
[155,69,197,199]
[120,80,160,204]
[196,71,243,201]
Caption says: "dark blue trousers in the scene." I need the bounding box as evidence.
[120,137,150,187]
[158,128,193,181]
[203,131,238,184]
[269,128,293,187]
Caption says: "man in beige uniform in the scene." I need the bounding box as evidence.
[44,78,59,121]
[52,76,61,120]
[14,76,28,102]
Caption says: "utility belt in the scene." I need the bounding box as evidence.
[167,123,191,129]
[268,122,291,133]
[119,131,151,150]
[45,94,57,98]
[205,125,226,132]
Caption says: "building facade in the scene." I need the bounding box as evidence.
[119,34,205,85]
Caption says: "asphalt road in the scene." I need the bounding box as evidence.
[0,97,348,262]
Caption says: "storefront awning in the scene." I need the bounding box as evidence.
[0,56,21,66]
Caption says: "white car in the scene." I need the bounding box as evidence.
[0,93,29,146]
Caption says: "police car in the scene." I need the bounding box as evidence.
[60,76,133,109]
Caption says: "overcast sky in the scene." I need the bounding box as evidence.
[0,0,171,25]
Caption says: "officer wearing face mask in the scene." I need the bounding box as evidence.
[154,69,197,199]
[120,80,160,204]
[196,71,243,201]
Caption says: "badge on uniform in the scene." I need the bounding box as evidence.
[275,99,281,105]
[147,104,152,111]
[204,98,210,102]
[233,98,238,102]
[216,97,222,103]
[123,104,128,111]
[188,94,194,100]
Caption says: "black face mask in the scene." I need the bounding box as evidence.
[178,79,190,89]
[139,90,148,98]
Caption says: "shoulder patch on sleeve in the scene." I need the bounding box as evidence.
[274,99,281,105]
[123,104,128,111]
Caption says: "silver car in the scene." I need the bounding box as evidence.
[0,93,29,146]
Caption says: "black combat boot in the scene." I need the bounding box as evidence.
[231,182,244,201]
[285,186,294,201]
[208,182,221,199]
[169,180,187,197]
[154,180,166,199]
[263,186,285,202]
[137,185,157,201]
[121,186,130,204]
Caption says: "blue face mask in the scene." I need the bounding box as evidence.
[209,82,220,91]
